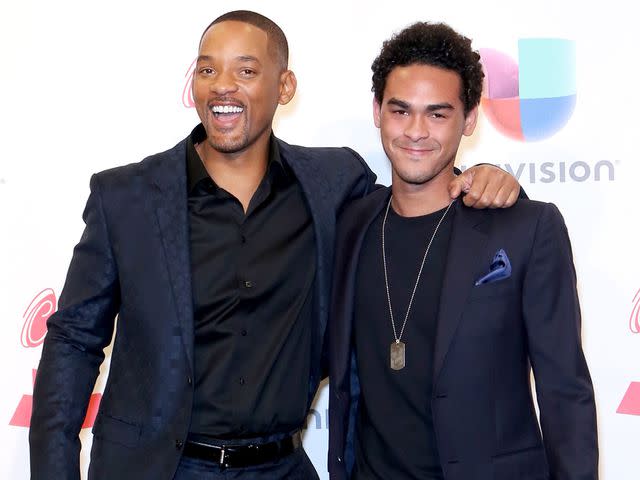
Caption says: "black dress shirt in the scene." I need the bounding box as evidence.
[353,204,454,479]
[186,125,316,439]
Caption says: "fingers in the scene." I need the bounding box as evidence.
[462,165,520,208]
[504,187,520,207]
[448,171,473,199]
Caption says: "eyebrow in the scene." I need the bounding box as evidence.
[386,98,455,112]
[196,54,261,65]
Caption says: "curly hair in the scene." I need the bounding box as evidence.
[371,22,484,115]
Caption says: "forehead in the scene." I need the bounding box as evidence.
[199,20,270,59]
[384,64,463,104]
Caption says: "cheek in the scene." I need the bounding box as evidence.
[379,117,397,137]
[248,88,280,116]
[380,124,401,145]
[192,80,208,102]
[442,127,465,148]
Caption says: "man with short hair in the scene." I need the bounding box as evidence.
[29,11,521,480]
[328,22,598,480]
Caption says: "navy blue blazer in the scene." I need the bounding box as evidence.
[29,133,376,480]
[328,187,598,480]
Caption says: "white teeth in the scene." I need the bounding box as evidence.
[211,105,243,114]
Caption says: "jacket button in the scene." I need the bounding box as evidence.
[175,440,184,450]
[187,376,192,385]
[337,456,343,463]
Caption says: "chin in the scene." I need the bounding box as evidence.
[208,134,249,154]
[395,170,436,186]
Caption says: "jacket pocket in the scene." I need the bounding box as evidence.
[92,413,142,448]
[467,279,516,301]
[491,445,549,480]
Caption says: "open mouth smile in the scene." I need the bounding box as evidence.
[210,105,244,115]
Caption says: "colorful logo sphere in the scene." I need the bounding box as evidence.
[479,39,576,142]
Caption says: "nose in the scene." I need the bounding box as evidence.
[210,70,238,95]
[404,115,429,142]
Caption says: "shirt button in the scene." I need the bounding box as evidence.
[239,377,245,385]
[175,440,184,450]
[241,329,247,336]
[240,235,246,244]
[244,280,253,288]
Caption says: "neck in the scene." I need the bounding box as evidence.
[195,132,271,213]
[391,169,455,217]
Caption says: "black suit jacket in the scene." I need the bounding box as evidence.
[328,187,598,480]
[29,133,376,480]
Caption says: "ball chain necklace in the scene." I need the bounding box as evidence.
[382,196,454,371]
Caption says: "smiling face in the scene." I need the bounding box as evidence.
[192,20,296,155]
[374,63,478,188]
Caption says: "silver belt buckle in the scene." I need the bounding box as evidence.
[219,446,226,467]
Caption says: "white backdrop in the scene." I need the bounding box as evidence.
[2,1,639,478]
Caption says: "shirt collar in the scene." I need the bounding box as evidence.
[186,124,289,195]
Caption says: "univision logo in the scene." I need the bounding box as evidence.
[475,38,615,183]
[480,39,576,142]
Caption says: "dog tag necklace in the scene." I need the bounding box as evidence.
[382,196,454,370]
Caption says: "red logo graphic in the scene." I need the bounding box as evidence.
[617,382,640,416]
[10,289,102,428]
[629,287,640,333]
[182,58,196,108]
[616,288,640,416]
[10,369,101,428]
[21,288,56,347]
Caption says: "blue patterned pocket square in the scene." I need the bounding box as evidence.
[475,249,512,286]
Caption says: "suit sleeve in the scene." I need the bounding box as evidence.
[343,147,378,199]
[522,203,598,479]
[319,147,377,381]
[30,174,121,480]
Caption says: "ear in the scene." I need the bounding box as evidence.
[463,106,479,136]
[278,70,297,105]
[373,97,382,128]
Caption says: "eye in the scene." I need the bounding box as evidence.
[240,68,257,76]
[198,67,214,75]
[430,112,446,119]
[391,109,409,116]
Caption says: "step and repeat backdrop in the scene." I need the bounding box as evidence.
[1,0,638,478]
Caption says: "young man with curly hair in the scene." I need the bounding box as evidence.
[328,22,598,480]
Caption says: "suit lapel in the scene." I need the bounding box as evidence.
[332,187,390,382]
[278,141,333,386]
[147,139,195,374]
[433,202,490,382]
[278,142,328,306]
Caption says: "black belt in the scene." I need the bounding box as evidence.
[183,431,302,468]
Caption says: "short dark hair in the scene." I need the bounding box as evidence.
[371,22,484,115]
[201,10,289,71]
